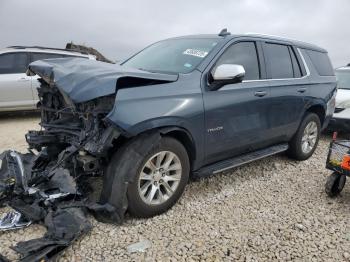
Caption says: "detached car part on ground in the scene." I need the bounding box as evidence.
[0,31,336,261]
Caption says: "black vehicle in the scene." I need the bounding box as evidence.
[8,30,337,219]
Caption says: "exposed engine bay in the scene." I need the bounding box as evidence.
[0,58,174,261]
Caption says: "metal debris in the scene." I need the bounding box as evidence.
[0,210,31,231]
[127,239,152,253]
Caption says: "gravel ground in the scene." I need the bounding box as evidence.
[1,114,350,261]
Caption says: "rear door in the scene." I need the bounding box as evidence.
[0,52,34,111]
[262,42,309,142]
[203,40,273,164]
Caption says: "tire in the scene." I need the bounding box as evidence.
[325,172,346,197]
[287,113,321,160]
[105,135,190,218]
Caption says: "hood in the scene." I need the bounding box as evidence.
[336,88,350,108]
[27,58,178,103]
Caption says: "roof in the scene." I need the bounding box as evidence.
[168,32,327,53]
[238,33,327,52]
[2,46,91,57]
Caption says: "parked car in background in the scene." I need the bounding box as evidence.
[25,31,337,218]
[0,46,96,112]
[329,64,350,131]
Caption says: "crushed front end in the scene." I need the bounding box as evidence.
[0,58,175,261]
[26,78,119,176]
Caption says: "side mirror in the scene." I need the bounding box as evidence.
[209,64,245,90]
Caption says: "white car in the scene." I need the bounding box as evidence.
[0,46,96,112]
[330,65,350,130]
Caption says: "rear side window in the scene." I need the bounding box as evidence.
[31,52,64,62]
[306,50,334,76]
[264,43,294,79]
[0,52,29,74]
[215,41,260,80]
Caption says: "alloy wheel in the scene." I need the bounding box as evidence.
[138,151,182,205]
[301,121,318,154]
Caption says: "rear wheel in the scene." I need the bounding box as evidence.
[287,113,321,160]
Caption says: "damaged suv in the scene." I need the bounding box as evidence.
[4,31,337,221]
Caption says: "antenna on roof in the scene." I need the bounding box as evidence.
[218,28,230,37]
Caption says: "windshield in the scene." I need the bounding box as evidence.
[336,70,350,90]
[122,38,219,74]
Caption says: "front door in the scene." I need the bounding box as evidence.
[203,41,272,164]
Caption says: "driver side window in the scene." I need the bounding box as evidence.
[215,42,260,80]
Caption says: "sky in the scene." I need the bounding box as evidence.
[0,0,349,67]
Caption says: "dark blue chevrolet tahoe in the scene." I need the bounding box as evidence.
[26,30,336,219]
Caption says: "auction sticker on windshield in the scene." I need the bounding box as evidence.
[183,49,208,58]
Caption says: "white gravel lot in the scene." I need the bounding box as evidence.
[1,114,350,261]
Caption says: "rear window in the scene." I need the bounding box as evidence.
[31,53,64,62]
[31,52,84,62]
[306,50,334,76]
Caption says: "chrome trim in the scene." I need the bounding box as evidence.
[297,48,311,76]
[242,48,310,83]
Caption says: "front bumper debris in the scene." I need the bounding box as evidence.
[0,210,31,231]
[0,149,119,261]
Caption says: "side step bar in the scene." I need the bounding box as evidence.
[194,143,288,178]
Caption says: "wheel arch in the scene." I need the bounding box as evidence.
[306,104,326,125]
[158,126,196,171]
[111,124,197,171]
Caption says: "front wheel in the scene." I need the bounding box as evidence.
[102,135,189,219]
[287,113,321,160]
[125,136,190,218]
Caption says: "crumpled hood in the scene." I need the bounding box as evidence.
[27,58,178,103]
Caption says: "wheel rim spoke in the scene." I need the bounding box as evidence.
[156,152,166,168]
[162,181,174,196]
[140,172,152,180]
[147,185,158,202]
[145,161,157,172]
[167,163,181,171]
[163,174,181,182]
[162,152,175,169]
[140,181,152,195]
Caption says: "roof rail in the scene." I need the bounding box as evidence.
[6,46,88,55]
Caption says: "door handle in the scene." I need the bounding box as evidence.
[254,91,267,97]
[297,88,307,93]
[18,77,30,82]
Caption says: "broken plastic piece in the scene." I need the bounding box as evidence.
[9,151,28,192]
[126,239,152,253]
[0,210,31,231]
